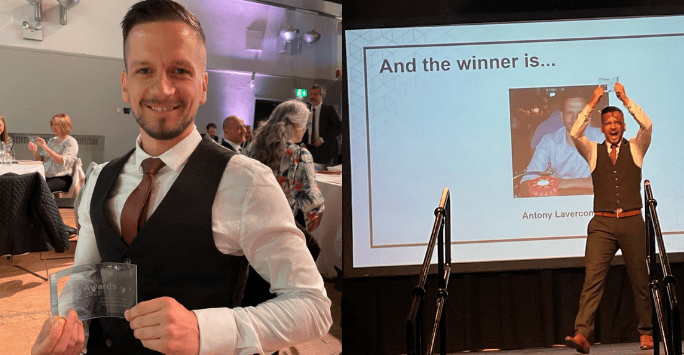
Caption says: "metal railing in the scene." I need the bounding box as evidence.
[406,188,452,355]
[644,180,681,355]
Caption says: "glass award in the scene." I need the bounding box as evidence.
[598,76,619,92]
[50,263,137,323]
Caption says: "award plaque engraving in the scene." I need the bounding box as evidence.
[598,77,619,92]
[50,263,137,322]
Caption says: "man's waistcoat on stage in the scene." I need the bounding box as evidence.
[592,139,642,213]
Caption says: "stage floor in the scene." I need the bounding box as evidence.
[447,342,673,354]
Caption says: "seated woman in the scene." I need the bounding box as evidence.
[28,113,79,192]
[246,99,325,232]
[0,115,13,152]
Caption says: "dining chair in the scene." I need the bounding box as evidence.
[52,157,86,199]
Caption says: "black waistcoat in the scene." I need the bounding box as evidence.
[592,139,642,212]
[87,137,248,354]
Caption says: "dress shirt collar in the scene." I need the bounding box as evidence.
[312,102,322,114]
[134,126,202,173]
[604,138,623,151]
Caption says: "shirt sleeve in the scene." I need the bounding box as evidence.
[59,136,80,167]
[73,164,104,267]
[293,149,325,223]
[570,104,598,171]
[625,99,652,167]
[521,136,552,182]
[194,161,332,355]
[72,164,105,354]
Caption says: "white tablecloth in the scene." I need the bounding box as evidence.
[0,161,45,179]
[313,172,342,279]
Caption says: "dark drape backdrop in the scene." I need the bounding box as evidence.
[342,262,684,354]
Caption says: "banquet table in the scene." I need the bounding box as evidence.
[0,161,45,179]
[313,172,342,279]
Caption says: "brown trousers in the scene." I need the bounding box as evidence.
[574,214,653,338]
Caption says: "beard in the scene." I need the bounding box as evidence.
[133,100,193,140]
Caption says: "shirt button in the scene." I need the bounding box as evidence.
[106,339,113,347]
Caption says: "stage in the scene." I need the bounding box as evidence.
[447,342,669,354]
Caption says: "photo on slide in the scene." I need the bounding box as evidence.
[510,84,607,198]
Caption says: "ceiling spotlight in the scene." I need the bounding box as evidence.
[57,0,80,25]
[25,0,43,22]
[279,26,299,41]
[302,30,320,45]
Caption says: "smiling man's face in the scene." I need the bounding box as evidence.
[561,97,587,132]
[121,21,208,141]
[601,111,626,145]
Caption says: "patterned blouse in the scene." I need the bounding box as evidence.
[251,142,325,224]
[40,135,79,178]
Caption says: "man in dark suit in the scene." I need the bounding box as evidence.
[221,115,246,153]
[302,84,342,165]
[200,122,220,143]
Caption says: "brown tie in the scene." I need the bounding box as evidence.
[610,144,618,164]
[311,108,317,144]
[120,158,166,244]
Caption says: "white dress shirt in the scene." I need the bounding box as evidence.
[74,127,332,354]
[521,126,604,182]
[308,102,323,145]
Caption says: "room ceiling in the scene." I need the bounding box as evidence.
[182,0,342,80]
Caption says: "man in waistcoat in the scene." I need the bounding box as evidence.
[564,82,653,353]
[31,1,331,354]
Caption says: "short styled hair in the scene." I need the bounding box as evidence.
[206,122,217,130]
[557,88,587,106]
[310,84,326,96]
[51,113,72,135]
[121,0,206,69]
[601,106,624,123]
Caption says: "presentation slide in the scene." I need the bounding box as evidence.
[345,15,684,272]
